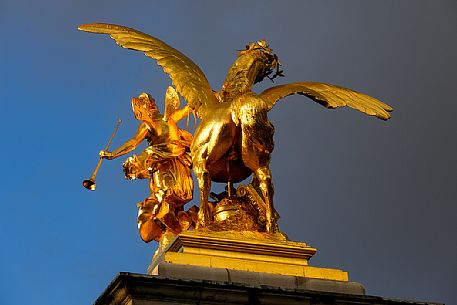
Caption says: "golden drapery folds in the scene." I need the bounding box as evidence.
[97,89,196,243]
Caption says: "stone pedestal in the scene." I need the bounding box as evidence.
[93,230,442,305]
[148,230,347,281]
[94,272,443,305]
[152,262,364,295]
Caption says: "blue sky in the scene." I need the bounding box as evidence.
[1,1,456,305]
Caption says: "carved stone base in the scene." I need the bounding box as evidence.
[152,262,365,295]
[148,230,348,281]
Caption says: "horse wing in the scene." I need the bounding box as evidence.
[79,23,218,118]
[259,82,392,120]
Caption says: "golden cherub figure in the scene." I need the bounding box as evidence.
[80,23,392,235]
[99,87,196,242]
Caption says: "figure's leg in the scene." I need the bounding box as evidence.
[149,164,186,234]
[149,177,162,201]
[154,199,182,234]
[137,197,164,242]
[177,205,199,231]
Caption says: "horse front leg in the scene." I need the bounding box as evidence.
[196,169,211,228]
[191,115,236,229]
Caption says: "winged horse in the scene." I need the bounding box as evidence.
[79,23,392,233]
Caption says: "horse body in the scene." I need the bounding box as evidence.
[191,92,277,232]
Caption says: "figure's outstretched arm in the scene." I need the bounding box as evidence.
[100,122,149,160]
[170,105,192,122]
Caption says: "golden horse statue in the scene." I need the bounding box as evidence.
[79,23,392,233]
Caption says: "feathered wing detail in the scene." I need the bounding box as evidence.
[259,82,393,120]
[78,23,218,117]
[163,86,180,121]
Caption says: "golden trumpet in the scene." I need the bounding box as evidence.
[83,119,122,191]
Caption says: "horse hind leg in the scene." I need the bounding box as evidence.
[254,166,277,233]
[240,121,277,232]
[242,147,277,233]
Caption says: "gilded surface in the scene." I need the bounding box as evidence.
[99,89,197,242]
[80,23,392,243]
[149,230,348,281]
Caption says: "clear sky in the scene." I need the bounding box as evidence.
[1,1,456,305]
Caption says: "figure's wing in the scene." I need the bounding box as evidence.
[259,82,392,120]
[78,23,218,117]
[164,86,180,121]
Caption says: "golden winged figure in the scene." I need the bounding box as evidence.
[79,23,392,234]
[98,88,195,242]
